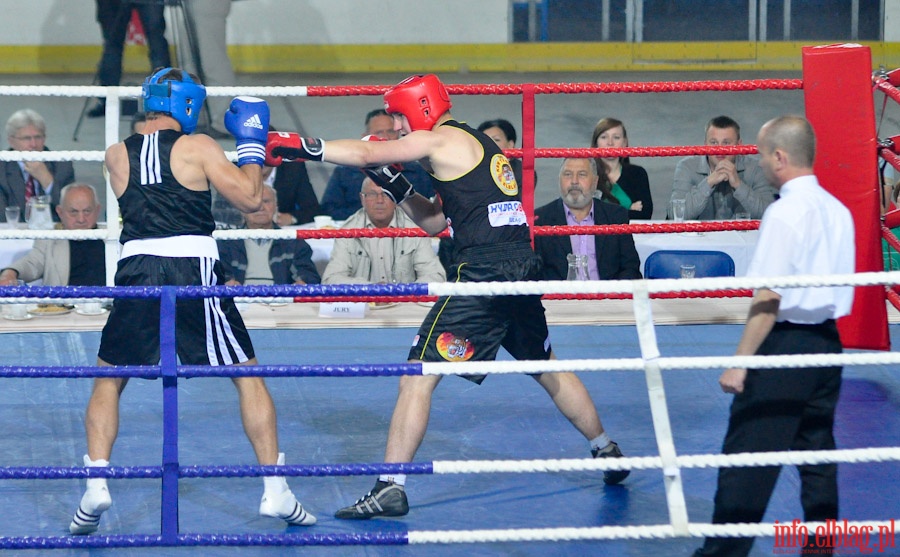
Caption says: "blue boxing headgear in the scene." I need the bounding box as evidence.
[142,68,206,134]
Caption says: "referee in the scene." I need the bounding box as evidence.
[694,115,856,557]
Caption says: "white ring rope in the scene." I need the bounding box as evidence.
[408,520,899,544]
[0,85,312,98]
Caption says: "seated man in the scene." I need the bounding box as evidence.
[670,115,777,220]
[0,182,105,286]
[320,109,434,220]
[217,185,320,285]
[0,109,75,223]
[534,158,641,280]
[321,177,446,285]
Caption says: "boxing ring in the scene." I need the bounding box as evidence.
[1,43,900,555]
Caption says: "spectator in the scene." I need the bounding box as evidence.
[591,117,653,220]
[0,109,74,223]
[180,0,235,135]
[670,115,777,220]
[476,118,527,185]
[320,109,434,220]
[0,183,105,286]
[87,0,170,117]
[217,185,320,285]
[534,158,641,280]
[321,177,445,284]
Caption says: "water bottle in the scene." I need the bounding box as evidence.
[566,253,589,281]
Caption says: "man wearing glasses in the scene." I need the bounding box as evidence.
[0,109,75,223]
[321,176,446,285]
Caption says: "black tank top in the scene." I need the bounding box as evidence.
[430,120,529,250]
[119,130,215,244]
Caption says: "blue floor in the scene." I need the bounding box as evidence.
[1,323,899,556]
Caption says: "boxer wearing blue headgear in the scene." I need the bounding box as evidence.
[69,68,316,535]
[142,67,206,134]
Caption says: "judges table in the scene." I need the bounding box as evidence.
[0,297,756,334]
[631,223,760,277]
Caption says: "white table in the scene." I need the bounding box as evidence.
[0,239,34,270]
[632,223,760,277]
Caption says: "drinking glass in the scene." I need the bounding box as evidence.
[5,206,20,227]
[671,199,686,223]
[680,264,696,279]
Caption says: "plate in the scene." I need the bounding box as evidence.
[368,302,398,310]
[28,304,74,316]
[2,312,33,321]
[75,307,109,316]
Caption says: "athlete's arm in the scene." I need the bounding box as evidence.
[193,135,263,213]
[324,130,445,167]
[399,193,447,235]
[104,143,130,199]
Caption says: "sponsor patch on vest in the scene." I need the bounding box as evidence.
[487,201,527,227]
[490,154,519,196]
[436,332,474,361]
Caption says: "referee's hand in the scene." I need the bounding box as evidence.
[719,368,747,394]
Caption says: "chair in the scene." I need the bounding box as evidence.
[643,250,735,279]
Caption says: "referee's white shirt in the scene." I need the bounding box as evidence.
[746,174,855,324]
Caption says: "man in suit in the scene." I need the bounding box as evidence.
[534,158,642,280]
[0,183,105,286]
[216,185,321,286]
[0,109,75,223]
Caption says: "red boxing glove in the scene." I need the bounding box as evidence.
[265,131,325,166]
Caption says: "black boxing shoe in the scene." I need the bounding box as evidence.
[334,480,409,520]
[592,441,631,485]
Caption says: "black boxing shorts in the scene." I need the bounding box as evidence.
[98,254,254,366]
[408,242,551,383]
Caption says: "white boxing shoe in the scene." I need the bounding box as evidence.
[260,488,316,526]
[69,455,112,535]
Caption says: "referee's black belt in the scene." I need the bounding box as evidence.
[773,319,837,332]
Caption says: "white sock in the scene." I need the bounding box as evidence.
[378,474,406,486]
[263,452,289,496]
[590,433,611,452]
[83,454,109,491]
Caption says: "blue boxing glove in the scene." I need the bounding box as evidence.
[224,96,270,166]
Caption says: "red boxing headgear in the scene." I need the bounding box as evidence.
[383,74,451,132]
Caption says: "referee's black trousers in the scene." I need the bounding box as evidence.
[694,320,842,557]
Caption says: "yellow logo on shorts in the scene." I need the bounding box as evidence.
[436,332,474,361]
[490,154,519,196]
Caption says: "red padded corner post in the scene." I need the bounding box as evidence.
[802,44,889,350]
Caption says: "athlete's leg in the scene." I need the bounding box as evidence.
[384,371,443,463]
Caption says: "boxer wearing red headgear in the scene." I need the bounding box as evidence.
[383,74,452,132]
[265,76,631,519]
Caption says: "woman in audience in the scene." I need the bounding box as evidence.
[590,117,653,219]
[477,118,527,185]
